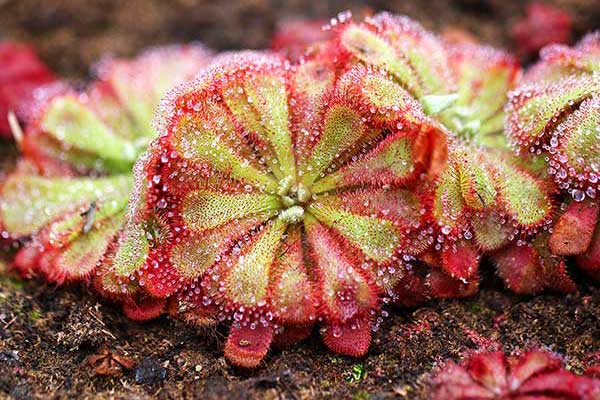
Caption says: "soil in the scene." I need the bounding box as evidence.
[0,0,599,399]
[0,266,598,400]
[1,0,599,79]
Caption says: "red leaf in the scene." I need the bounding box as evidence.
[225,323,274,368]
[0,41,56,138]
[511,2,573,58]
[321,315,372,357]
[549,200,598,256]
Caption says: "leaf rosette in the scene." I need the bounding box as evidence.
[108,14,560,367]
[0,45,211,285]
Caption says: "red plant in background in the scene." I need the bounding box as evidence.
[0,41,56,139]
[270,17,333,61]
[431,349,600,400]
[511,2,573,59]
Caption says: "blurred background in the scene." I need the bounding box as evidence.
[1,0,599,78]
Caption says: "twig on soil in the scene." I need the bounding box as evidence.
[88,304,117,339]
[2,315,17,329]
[8,111,23,148]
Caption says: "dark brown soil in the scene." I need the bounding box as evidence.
[1,0,599,78]
[0,266,598,400]
[0,1,599,399]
